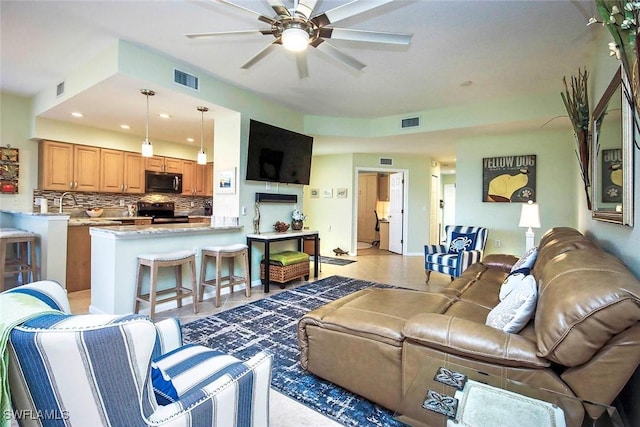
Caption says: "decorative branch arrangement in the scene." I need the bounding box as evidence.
[593,1,640,112]
[561,68,592,210]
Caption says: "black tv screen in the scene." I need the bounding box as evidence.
[246,119,313,185]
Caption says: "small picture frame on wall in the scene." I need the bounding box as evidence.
[215,168,236,194]
[336,188,348,198]
[323,188,333,198]
[310,188,320,198]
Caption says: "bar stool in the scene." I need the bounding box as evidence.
[199,243,250,308]
[134,250,198,321]
[0,228,39,291]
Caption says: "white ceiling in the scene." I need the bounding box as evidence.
[0,0,601,173]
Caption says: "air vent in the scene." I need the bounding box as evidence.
[401,116,420,128]
[379,157,393,166]
[174,69,199,90]
[56,82,65,97]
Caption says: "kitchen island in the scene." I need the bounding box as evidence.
[89,222,245,315]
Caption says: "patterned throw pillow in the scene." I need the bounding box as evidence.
[499,272,527,301]
[448,232,477,254]
[511,246,538,272]
[486,275,538,334]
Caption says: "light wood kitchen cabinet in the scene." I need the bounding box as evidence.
[182,160,195,195]
[100,149,144,193]
[378,173,390,202]
[205,162,213,196]
[379,221,390,250]
[145,156,183,173]
[39,140,100,191]
[357,173,378,242]
[182,161,212,196]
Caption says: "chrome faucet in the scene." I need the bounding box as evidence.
[59,192,78,213]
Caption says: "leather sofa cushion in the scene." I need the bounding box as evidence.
[403,313,549,368]
[535,248,640,366]
[300,288,454,346]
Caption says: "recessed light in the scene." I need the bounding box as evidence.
[158,113,171,119]
[120,124,130,129]
[71,112,84,118]
[186,137,194,142]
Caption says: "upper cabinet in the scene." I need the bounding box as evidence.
[145,156,183,173]
[378,173,390,202]
[39,140,210,196]
[182,160,213,196]
[100,149,145,194]
[39,140,100,191]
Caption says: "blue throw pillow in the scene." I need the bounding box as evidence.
[511,246,538,272]
[448,232,477,254]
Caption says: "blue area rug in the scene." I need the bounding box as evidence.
[181,275,406,427]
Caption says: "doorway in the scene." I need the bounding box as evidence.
[355,168,407,255]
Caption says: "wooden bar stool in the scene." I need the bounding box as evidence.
[0,228,39,291]
[199,243,250,308]
[134,250,197,321]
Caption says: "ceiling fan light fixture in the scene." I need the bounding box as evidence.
[197,106,209,165]
[282,27,309,52]
[140,88,155,158]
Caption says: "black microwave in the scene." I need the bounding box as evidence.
[145,171,182,193]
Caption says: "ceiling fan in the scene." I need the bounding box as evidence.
[186,0,412,78]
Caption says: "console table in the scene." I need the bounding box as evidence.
[246,230,319,292]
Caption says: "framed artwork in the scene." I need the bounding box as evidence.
[601,148,622,203]
[336,188,348,198]
[310,188,320,198]
[323,188,333,198]
[482,155,536,202]
[215,168,236,194]
[0,147,19,193]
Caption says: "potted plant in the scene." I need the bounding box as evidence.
[291,209,306,230]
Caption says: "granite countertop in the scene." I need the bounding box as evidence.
[89,222,242,239]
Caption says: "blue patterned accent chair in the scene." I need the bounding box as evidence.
[3,280,273,427]
[424,225,488,283]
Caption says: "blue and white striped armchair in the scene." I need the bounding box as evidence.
[3,280,272,427]
[424,225,488,283]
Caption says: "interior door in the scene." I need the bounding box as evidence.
[388,172,404,254]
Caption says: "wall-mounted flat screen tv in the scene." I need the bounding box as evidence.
[246,119,313,185]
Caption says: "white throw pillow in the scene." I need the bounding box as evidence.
[486,275,537,334]
[498,273,526,301]
[511,246,538,273]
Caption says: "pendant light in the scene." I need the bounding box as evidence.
[140,89,155,157]
[196,106,208,165]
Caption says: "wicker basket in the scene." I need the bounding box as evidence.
[260,261,310,285]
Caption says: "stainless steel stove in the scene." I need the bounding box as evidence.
[136,201,189,224]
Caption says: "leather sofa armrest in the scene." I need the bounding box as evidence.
[481,254,520,272]
[403,313,549,368]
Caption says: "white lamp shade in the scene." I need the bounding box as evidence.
[141,139,153,157]
[282,27,309,52]
[519,201,540,228]
[197,149,207,165]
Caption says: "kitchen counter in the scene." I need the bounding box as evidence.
[89,222,240,239]
[89,222,246,315]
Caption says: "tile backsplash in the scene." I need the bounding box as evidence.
[33,190,210,214]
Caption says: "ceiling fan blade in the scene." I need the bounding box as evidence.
[296,51,309,79]
[186,29,272,39]
[319,27,411,45]
[312,0,392,26]
[294,0,318,20]
[241,42,280,69]
[213,0,277,25]
[312,40,365,71]
[265,0,291,17]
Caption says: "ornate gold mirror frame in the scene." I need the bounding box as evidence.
[591,66,634,226]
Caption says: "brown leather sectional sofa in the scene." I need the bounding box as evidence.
[297,227,640,426]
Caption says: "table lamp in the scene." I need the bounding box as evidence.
[519,200,540,252]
